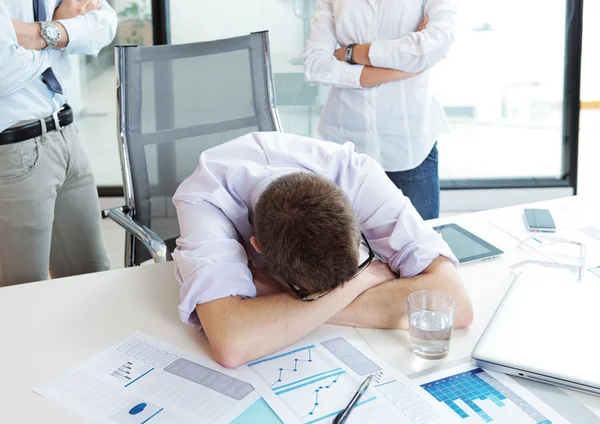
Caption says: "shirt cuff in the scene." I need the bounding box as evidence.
[334,61,365,88]
[176,262,257,329]
[57,17,89,54]
[368,40,391,69]
[394,233,459,278]
[368,39,420,70]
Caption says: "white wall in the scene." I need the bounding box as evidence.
[581,0,600,102]
[169,0,305,56]
[574,0,600,198]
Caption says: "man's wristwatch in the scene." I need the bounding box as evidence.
[39,21,61,48]
[344,44,358,65]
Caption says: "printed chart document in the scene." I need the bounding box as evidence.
[35,332,258,424]
[237,333,459,424]
[411,363,570,424]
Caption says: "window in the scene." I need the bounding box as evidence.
[435,0,566,182]
[165,0,580,192]
[65,0,154,188]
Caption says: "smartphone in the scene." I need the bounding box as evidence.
[523,208,556,233]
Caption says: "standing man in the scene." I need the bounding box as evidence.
[0,0,117,286]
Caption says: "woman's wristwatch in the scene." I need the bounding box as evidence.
[344,44,358,65]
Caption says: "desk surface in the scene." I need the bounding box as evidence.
[1,196,600,422]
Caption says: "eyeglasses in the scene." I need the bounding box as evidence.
[510,235,587,282]
[287,233,376,302]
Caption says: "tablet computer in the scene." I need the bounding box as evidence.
[433,223,503,264]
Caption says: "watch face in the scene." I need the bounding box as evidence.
[46,25,60,41]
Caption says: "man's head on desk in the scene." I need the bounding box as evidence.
[251,172,364,301]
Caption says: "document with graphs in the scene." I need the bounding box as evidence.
[411,363,569,424]
[34,332,258,424]
[237,332,458,424]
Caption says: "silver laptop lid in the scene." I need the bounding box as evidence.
[472,275,600,391]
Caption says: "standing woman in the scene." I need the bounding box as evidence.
[303,0,458,220]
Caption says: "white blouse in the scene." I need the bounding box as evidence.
[303,0,458,172]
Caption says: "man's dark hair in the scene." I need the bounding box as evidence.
[253,172,361,293]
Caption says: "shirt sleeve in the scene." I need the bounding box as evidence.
[172,200,257,329]
[351,155,458,277]
[0,0,52,97]
[368,0,458,73]
[302,0,365,89]
[57,0,117,56]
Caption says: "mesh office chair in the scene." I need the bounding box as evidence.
[103,31,282,267]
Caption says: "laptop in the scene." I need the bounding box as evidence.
[472,275,600,396]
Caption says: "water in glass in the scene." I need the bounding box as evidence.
[409,310,452,359]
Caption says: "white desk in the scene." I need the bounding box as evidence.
[1,196,600,422]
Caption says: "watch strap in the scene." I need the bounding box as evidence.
[345,44,358,65]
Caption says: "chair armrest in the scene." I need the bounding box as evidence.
[102,206,169,263]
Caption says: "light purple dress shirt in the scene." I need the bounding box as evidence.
[173,132,457,328]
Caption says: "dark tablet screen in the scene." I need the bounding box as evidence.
[433,223,504,263]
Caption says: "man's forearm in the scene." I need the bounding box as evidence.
[196,280,367,368]
[328,257,473,329]
[12,20,68,50]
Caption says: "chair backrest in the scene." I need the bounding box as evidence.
[115,31,282,266]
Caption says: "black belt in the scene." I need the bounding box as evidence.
[0,105,74,145]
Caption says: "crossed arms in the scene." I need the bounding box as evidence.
[173,140,473,368]
[0,0,116,96]
[198,256,472,368]
[303,0,458,88]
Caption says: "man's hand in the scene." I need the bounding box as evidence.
[416,15,429,32]
[250,261,394,297]
[53,0,100,20]
[351,260,397,291]
[329,256,474,329]
[12,20,68,50]
[12,20,46,50]
[250,265,290,296]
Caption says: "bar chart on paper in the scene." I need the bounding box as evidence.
[419,368,555,424]
[246,344,381,424]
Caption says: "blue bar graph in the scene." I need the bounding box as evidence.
[420,368,552,424]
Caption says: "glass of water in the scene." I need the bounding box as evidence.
[407,290,455,360]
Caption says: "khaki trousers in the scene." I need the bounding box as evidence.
[0,123,110,286]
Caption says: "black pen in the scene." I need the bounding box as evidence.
[333,375,373,424]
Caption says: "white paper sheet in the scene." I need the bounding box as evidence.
[411,363,570,424]
[35,332,258,424]
[237,332,459,424]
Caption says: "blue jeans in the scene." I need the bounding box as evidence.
[385,143,440,220]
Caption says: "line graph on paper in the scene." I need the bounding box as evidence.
[271,348,314,387]
[247,345,376,424]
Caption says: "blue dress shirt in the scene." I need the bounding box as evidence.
[0,0,117,132]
